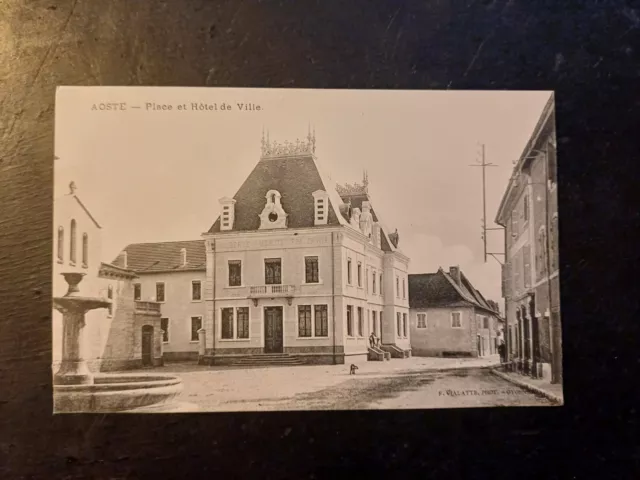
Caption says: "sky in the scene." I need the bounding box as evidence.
[55,87,552,310]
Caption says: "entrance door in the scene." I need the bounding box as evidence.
[264,307,283,353]
[141,325,154,366]
[477,335,482,357]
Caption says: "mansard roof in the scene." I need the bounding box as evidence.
[409,268,499,315]
[111,240,206,273]
[208,154,343,233]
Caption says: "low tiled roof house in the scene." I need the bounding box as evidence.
[408,267,503,357]
[111,240,207,361]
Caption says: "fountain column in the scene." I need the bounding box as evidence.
[53,272,111,386]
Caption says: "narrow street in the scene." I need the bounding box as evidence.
[151,361,554,411]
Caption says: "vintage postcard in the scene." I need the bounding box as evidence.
[52,86,562,413]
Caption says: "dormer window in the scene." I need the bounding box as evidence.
[259,190,288,229]
[219,197,236,231]
[312,190,329,226]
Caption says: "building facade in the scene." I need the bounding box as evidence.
[200,131,411,365]
[408,267,503,357]
[112,241,206,361]
[53,183,164,372]
[495,94,562,383]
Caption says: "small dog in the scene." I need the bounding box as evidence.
[349,364,359,375]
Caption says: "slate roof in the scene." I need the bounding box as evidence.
[409,268,500,315]
[111,240,206,273]
[208,155,342,233]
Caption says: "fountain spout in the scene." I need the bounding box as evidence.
[53,272,111,386]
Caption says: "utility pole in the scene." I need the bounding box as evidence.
[469,144,504,264]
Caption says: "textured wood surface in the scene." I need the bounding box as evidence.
[1,0,637,477]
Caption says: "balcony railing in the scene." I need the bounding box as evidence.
[135,301,161,314]
[249,284,295,297]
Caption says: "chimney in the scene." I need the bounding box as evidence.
[122,251,128,269]
[219,197,236,231]
[449,266,461,286]
[180,248,187,266]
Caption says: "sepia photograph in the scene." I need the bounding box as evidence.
[52,86,562,413]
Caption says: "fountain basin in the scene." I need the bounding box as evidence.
[54,374,184,413]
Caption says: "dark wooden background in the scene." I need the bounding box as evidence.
[1,0,638,478]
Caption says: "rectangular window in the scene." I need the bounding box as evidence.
[237,307,249,339]
[511,210,518,238]
[372,311,378,335]
[403,313,407,337]
[161,317,169,342]
[417,313,427,328]
[298,305,312,337]
[483,316,489,329]
[156,282,165,302]
[380,274,383,294]
[221,308,234,339]
[396,277,400,297]
[357,262,362,287]
[264,258,282,285]
[191,280,202,301]
[402,278,406,299]
[191,316,202,342]
[372,271,377,294]
[314,305,328,337]
[346,306,353,337]
[305,256,319,283]
[524,193,530,222]
[397,312,402,336]
[451,312,462,328]
[357,307,363,337]
[228,260,242,286]
[347,258,352,284]
[133,283,141,301]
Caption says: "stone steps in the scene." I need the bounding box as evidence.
[229,354,304,367]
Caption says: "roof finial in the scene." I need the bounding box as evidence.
[69,181,77,195]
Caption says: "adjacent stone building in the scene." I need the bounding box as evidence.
[53,182,164,372]
[199,131,411,365]
[495,93,562,383]
[408,267,503,357]
[111,241,206,362]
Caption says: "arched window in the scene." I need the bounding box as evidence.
[57,226,64,262]
[82,233,89,268]
[69,219,77,264]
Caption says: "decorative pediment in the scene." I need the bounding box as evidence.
[258,190,288,229]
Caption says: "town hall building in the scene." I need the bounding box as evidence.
[198,130,411,365]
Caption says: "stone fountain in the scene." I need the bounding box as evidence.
[53,272,196,413]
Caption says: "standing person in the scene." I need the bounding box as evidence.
[498,341,506,363]
[369,331,376,348]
